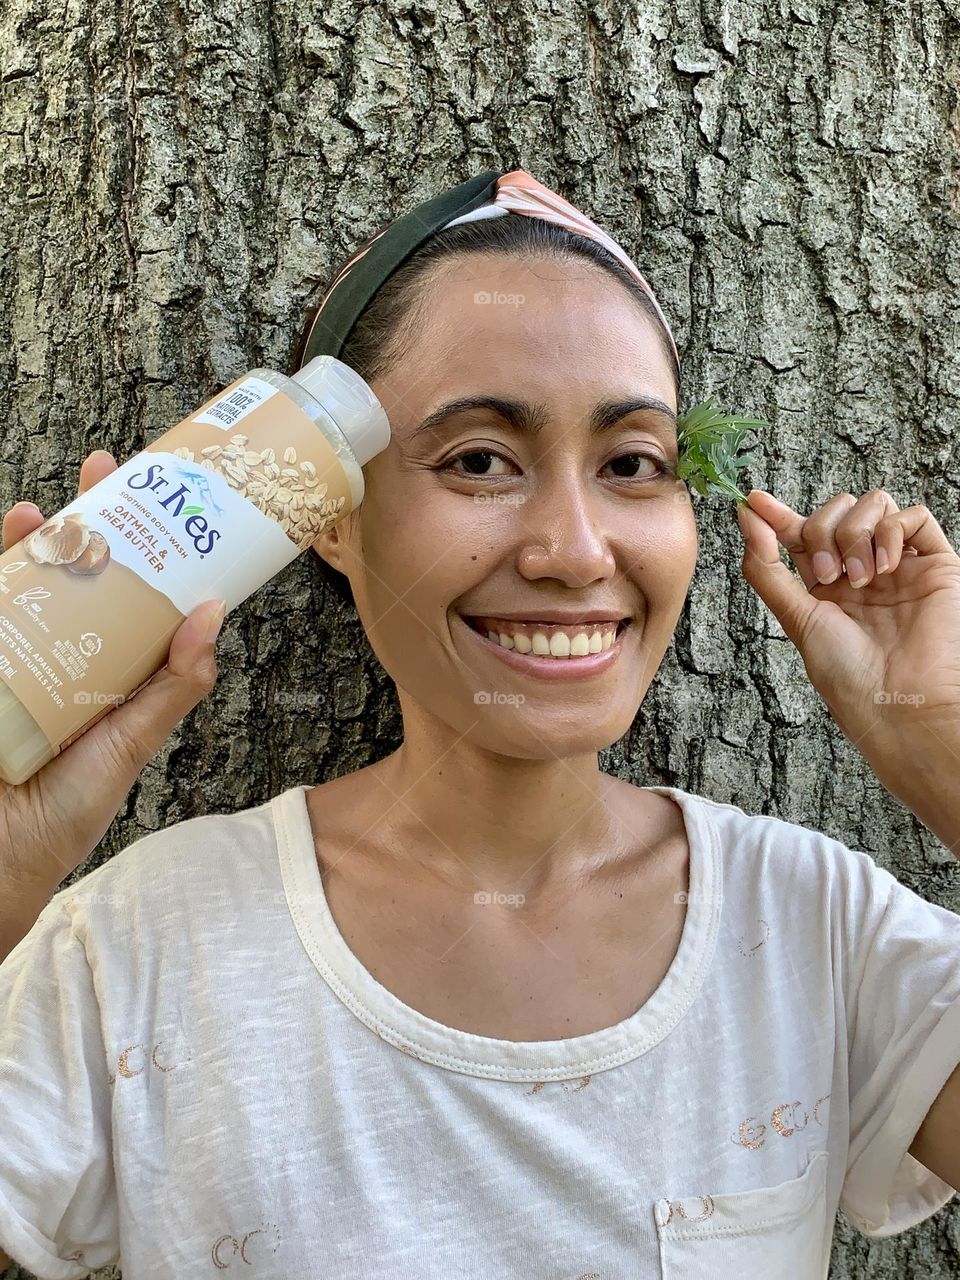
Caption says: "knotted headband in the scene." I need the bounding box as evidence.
[295,167,679,373]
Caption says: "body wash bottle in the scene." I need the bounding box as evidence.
[0,356,390,785]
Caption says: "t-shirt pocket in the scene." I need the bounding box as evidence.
[653,1149,830,1278]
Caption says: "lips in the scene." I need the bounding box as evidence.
[454,612,631,681]
[463,615,628,653]
[462,615,629,636]
[463,615,629,630]
[461,611,630,626]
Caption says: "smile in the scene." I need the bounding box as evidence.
[456,614,632,682]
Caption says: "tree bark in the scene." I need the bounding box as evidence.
[1,0,959,1275]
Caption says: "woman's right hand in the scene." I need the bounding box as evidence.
[0,450,228,897]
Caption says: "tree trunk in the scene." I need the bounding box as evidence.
[1,0,958,1275]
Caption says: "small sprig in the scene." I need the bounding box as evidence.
[675,398,766,505]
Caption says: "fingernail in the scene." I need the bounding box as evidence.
[812,551,840,584]
[204,599,227,642]
[876,547,889,574]
[845,557,868,588]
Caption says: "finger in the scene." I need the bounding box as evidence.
[78,450,118,495]
[2,502,44,552]
[72,598,228,784]
[736,501,821,646]
[884,504,957,561]
[833,489,901,586]
[799,492,859,584]
[874,512,905,575]
[2,452,119,553]
[742,490,823,592]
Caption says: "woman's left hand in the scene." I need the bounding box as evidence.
[735,488,960,790]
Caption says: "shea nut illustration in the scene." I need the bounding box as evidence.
[22,513,91,565]
[22,513,110,575]
[67,530,111,575]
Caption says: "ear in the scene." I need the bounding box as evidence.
[310,523,345,571]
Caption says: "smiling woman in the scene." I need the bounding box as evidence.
[306,237,697,762]
[0,168,958,1280]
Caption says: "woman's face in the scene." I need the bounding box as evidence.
[313,253,698,758]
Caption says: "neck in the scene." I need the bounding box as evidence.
[368,719,637,898]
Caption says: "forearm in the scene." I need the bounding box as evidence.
[872,733,960,858]
[903,791,960,859]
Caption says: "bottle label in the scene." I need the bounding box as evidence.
[0,375,356,752]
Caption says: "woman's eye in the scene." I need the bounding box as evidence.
[604,452,666,480]
[441,449,668,481]
[443,450,517,478]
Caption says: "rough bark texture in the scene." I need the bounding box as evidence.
[2,0,960,1275]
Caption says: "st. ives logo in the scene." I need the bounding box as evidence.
[125,461,222,556]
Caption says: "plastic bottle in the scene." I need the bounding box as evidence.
[0,355,390,785]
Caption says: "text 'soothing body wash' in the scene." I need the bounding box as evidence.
[0,356,390,785]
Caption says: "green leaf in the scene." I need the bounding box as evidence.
[675,397,766,505]
[182,505,204,515]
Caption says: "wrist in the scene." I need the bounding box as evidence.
[868,733,960,856]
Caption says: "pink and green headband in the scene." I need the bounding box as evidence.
[297,166,679,372]
[297,168,762,504]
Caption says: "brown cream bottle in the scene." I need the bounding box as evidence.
[0,356,390,785]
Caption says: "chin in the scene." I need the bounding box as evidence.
[456,705,635,760]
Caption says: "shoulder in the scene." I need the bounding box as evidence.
[644,782,899,908]
[676,783,873,857]
[49,789,289,937]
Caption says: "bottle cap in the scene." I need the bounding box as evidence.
[292,355,391,466]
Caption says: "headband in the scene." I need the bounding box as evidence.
[296,167,679,372]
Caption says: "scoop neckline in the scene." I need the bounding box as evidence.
[272,782,721,1081]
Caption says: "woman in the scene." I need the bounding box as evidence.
[0,169,958,1279]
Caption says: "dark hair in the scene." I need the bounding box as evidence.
[306,214,681,606]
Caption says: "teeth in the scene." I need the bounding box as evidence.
[550,632,570,657]
[479,621,620,659]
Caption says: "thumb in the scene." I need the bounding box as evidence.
[94,598,227,773]
[736,501,819,646]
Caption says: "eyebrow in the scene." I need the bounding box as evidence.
[409,394,678,441]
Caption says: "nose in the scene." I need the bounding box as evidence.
[514,476,617,588]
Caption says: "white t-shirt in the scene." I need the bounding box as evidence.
[1,783,958,1279]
